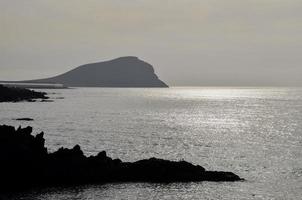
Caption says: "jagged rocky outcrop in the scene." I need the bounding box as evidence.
[0,125,243,191]
[19,57,168,87]
[0,85,48,102]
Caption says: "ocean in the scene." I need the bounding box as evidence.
[1,87,302,200]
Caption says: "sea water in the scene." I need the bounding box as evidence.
[1,87,302,200]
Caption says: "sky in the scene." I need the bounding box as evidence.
[1,0,302,86]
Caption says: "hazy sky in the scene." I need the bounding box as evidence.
[1,0,302,86]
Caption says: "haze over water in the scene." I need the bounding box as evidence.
[1,87,302,199]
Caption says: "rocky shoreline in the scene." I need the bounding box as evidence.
[0,85,48,102]
[0,125,243,192]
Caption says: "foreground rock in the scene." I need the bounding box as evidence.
[0,125,243,191]
[0,85,48,102]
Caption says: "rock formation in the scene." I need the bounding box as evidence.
[0,125,243,192]
[0,85,48,102]
[15,118,34,121]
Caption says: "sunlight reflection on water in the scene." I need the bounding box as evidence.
[1,87,302,199]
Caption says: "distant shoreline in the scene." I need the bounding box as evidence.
[0,82,67,89]
[0,85,49,102]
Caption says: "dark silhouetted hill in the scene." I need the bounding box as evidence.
[22,57,168,87]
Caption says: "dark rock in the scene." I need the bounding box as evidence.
[0,125,243,192]
[15,118,34,121]
[41,99,54,102]
[0,85,48,102]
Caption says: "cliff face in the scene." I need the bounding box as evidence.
[26,57,168,87]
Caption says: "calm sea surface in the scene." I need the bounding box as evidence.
[1,87,302,200]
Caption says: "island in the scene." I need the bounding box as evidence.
[12,57,168,88]
[0,85,48,102]
[0,125,243,192]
